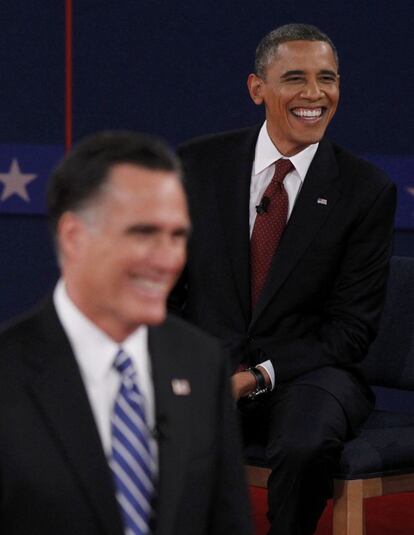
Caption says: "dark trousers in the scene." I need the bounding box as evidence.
[241,380,370,535]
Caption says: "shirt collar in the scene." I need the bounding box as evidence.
[254,121,319,182]
[53,279,147,384]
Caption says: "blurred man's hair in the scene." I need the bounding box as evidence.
[47,130,181,233]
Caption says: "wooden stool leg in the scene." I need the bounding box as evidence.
[333,479,365,535]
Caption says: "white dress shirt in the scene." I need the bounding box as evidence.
[53,279,158,470]
[251,122,319,388]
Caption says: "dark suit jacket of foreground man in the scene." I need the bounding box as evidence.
[0,301,251,535]
[174,125,396,434]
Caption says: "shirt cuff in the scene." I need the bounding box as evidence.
[256,360,275,390]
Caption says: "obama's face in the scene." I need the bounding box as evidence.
[248,40,340,156]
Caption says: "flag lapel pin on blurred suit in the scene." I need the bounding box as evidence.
[171,379,191,396]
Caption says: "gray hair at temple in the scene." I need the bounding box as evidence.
[255,23,339,79]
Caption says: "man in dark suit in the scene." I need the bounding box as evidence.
[0,132,252,535]
[171,24,396,534]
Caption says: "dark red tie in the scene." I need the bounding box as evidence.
[250,158,294,308]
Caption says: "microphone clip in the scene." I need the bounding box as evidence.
[255,196,270,215]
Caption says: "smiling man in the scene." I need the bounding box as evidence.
[0,132,252,535]
[248,38,339,156]
[171,24,396,534]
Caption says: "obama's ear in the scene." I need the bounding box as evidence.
[247,73,265,105]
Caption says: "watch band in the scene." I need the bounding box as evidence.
[247,366,270,399]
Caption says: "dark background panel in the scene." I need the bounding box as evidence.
[0,216,59,323]
[0,0,65,144]
[0,0,64,322]
[72,0,414,153]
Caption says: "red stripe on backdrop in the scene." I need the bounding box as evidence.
[65,0,73,151]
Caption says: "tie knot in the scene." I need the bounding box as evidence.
[273,158,294,184]
[113,349,135,378]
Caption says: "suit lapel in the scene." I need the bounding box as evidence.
[149,323,191,535]
[24,301,124,535]
[251,139,343,325]
[215,126,260,318]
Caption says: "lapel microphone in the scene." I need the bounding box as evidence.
[256,195,270,215]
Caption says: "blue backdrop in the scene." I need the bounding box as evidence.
[0,0,413,322]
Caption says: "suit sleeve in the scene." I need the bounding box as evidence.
[168,144,190,317]
[264,180,397,383]
[168,266,188,317]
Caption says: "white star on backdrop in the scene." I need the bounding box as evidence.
[407,187,414,198]
[0,158,37,202]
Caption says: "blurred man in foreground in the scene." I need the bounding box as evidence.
[0,131,252,535]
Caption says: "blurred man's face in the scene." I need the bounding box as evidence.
[248,40,340,156]
[60,163,190,341]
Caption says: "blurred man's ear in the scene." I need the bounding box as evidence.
[57,211,88,263]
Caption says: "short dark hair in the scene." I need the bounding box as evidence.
[47,130,181,233]
[255,23,339,78]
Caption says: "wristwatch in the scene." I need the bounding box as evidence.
[246,366,271,399]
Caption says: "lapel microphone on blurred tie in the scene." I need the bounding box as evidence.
[255,195,271,215]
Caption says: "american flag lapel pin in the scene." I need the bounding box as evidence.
[317,197,328,206]
[171,378,191,396]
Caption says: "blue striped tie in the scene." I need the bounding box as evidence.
[110,349,155,535]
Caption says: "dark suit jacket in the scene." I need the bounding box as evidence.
[0,300,251,535]
[172,126,396,428]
